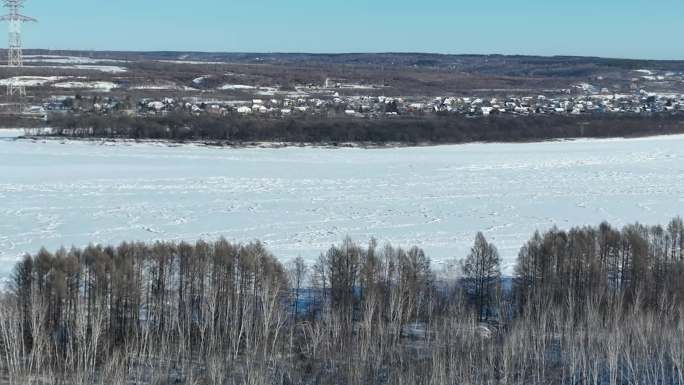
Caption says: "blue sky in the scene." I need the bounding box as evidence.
[15,0,684,59]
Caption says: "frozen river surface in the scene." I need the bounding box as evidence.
[2,130,684,275]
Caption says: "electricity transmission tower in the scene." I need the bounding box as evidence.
[1,0,36,99]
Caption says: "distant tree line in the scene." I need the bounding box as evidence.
[0,116,45,129]
[1,218,684,384]
[45,112,684,145]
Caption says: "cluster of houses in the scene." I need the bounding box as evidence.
[422,91,684,116]
[39,86,684,120]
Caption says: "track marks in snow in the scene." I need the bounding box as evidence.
[2,135,684,276]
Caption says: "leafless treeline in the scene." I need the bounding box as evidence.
[46,112,684,145]
[1,219,683,385]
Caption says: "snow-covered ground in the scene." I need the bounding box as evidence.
[62,65,127,73]
[0,129,24,138]
[0,77,122,90]
[193,76,208,85]
[23,55,119,64]
[219,84,256,90]
[0,76,67,87]
[52,81,118,91]
[158,60,228,65]
[20,55,129,73]
[131,85,199,92]
[1,132,684,277]
[0,64,127,74]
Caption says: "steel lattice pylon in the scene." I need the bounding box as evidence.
[1,0,36,98]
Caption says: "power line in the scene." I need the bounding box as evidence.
[1,0,36,99]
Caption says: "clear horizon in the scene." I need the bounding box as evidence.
[11,0,684,61]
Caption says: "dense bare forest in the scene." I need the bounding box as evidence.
[1,218,684,385]
[45,112,684,144]
[17,50,684,94]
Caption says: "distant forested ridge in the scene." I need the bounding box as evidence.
[43,112,684,145]
[1,218,683,384]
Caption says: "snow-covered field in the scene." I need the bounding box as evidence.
[0,76,67,87]
[52,81,119,91]
[0,64,127,74]
[219,84,257,90]
[24,55,111,64]
[0,78,122,91]
[20,55,129,73]
[1,131,684,277]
